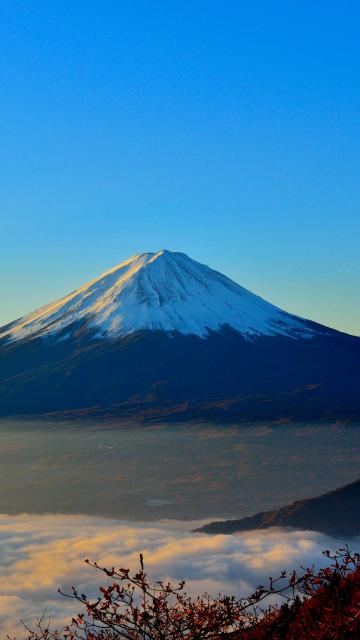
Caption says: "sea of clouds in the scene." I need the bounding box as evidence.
[0,513,357,637]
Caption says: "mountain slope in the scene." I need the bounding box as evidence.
[195,479,360,537]
[0,250,359,421]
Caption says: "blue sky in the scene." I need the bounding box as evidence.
[0,1,359,335]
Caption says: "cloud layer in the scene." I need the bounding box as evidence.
[0,513,357,637]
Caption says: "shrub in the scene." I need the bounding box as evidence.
[19,548,360,640]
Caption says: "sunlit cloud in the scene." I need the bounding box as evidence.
[0,513,357,637]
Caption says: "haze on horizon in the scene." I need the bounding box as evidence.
[0,2,359,336]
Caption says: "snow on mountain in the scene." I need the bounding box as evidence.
[0,250,316,342]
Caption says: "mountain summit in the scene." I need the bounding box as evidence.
[1,250,315,342]
[0,251,359,421]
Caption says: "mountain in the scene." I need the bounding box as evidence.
[0,249,359,420]
[195,478,360,537]
[0,250,317,342]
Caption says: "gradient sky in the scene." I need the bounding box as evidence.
[0,1,359,335]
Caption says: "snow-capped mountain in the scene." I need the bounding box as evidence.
[0,250,359,422]
[1,250,315,342]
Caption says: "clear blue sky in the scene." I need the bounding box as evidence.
[0,1,359,335]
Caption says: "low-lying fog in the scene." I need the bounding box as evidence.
[0,419,359,520]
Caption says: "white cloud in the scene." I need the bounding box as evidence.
[0,513,357,637]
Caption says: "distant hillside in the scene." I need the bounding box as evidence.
[195,479,360,537]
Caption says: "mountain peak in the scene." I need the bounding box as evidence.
[0,250,317,343]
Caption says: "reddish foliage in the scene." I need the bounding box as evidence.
[17,548,360,640]
[243,549,360,640]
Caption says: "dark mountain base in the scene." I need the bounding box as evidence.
[0,325,359,421]
[195,479,360,537]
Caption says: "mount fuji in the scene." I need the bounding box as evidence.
[1,250,318,343]
[0,250,359,421]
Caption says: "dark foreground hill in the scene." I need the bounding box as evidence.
[196,479,360,537]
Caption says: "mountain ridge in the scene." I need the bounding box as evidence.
[195,478,360,537]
